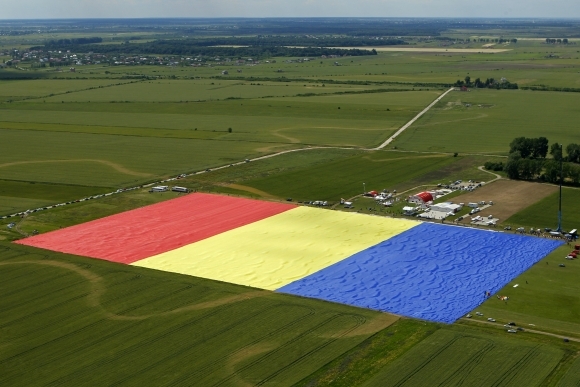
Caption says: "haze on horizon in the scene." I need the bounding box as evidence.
[2,0,580,20]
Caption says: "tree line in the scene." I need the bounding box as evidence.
[36,40,377,59]
[546,38,570,44]
[454,76,518,89]
[485,136,580,184]
[171,36,408,47]
[45,37,103,45]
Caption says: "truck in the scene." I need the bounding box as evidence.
[172,186,189,193]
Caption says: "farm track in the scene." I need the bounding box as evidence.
[461,318,580,342]
[2,88,512,222]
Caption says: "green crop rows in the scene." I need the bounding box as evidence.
[0,244,395,386]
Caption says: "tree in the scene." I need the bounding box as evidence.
[510,137,533,159]
[505,152,521,179]
[518,158,534,180]
[464,76,471,86]
[569,164,580,184]
[550,143,563,161]
[543,160,560,183]
[531,137,549,159]
[566,143,580,163]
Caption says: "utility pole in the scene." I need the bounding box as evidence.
[363,182,366,195]
[557,143,563,232]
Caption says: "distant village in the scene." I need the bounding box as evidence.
[0,47,347,70]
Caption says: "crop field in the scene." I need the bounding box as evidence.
[36,79,399,102]
[393,89,580,154]
[558,356,580,387]
[0,243,398,386]
[0,79,137,102]
[364,328,564,387]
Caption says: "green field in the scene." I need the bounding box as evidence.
[244,151,458,201]
[474,244,580,336]
[9,43,576,89]
[0,243,399,387]
[393,89,580,154]
[558,355,580,387]
[0,129,280,187]
[0,180,111,216]
[0,79,136,102]
[0,91,437,147]
[3,20,580,386]
[363,327,565,387]
[36,79,402,102]
[506,188,580,231]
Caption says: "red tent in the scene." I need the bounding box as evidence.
[414,191,434,203]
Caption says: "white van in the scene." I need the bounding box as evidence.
[150,186,169,192]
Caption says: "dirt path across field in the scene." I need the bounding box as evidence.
[0,260,265,320]
[0,159,152,177]
[224,183,276,198]
[455,180,557,224]
[461,318,580,342]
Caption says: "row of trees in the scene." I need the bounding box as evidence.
[45,37,102,45]
[36,40,377,59]
[455,76,518,89]
[546,38,570,44]
[501,156,580,184]
[485,137,580,184]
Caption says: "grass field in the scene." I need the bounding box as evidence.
[558,355,580,387]
[0,79,136,102]
[505,187,580,231]
[0,180,111,216]
[0,129,280,187]
[364,327,565,387]
[243,151,459,201]
[1,91,437,146]
[474,244,580,336]
[36,79,400,102]
[0,242,398,387]
[393,89,580,154]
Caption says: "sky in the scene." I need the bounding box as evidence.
[2,0,580,19]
